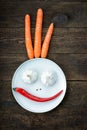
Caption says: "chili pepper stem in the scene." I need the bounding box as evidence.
[13,88,16,91]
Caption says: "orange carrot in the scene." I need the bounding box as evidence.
[34,8,43,58]
[41,23,54,58]
[25,14,34,59]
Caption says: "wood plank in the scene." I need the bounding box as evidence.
[0,28,87,54]
[1,0,87,3]
[0,0,87,130]
[0,80,87,105]
[0,2,87,27]
[0,54,87,80]
[0,80,87,130]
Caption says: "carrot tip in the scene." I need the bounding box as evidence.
[50,23,54,27]
[38,8,43,11]
[37,8,43,14]
[51,23,54,25]
[25,14,30,18]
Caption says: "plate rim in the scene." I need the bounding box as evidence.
[11,58,67,113]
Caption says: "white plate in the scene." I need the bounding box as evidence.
[12,58,67,113]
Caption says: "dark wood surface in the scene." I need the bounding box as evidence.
[0,0,87,130]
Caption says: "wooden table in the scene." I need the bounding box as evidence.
[0,0,87,130]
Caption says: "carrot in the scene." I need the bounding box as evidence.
[41,23,54,58]
[25,14,34,59]
[34,8,43,58]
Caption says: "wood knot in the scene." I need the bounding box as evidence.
[52,14,68,27]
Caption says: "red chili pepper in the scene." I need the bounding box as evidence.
[13,87,63,102]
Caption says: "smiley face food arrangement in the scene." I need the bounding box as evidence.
[12,9,67,113]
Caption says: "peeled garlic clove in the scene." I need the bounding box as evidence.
[41,71,57,86]
[22,70,38,84]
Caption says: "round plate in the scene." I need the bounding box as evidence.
[12,58,67,113]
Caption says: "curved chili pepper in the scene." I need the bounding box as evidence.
[13,87,63,102]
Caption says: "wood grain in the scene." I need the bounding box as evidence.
[0,80,87,130]
[0,28,87,54]
[0,54,87,80]
[0,1,87,27]
[0,80,87,105]
[0,0,87,130]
